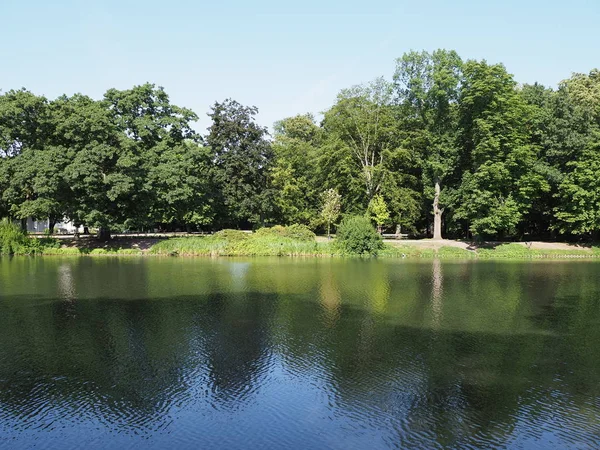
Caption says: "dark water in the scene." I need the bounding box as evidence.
[0,257,599,449]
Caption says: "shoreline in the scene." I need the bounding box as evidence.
[16,235,600,260]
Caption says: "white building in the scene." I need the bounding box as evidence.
[24,217,81,234]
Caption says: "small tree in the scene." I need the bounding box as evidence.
[367,194,390,234]
[335,216,383,256]
[320,188,341,238]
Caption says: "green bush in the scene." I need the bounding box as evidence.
[254,224,315,241]
[214,229,250,242]
[0,219,30,255]
[284,224,316,241]
[335,216,383,256]
[254,225,288,238]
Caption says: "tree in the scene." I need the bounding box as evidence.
[148,140,214,230]
[61,85,199,239]
[320,188,341,238]
[393,49,463,239]
[454,60,548,237]
[0,89,49,158]
[0,146,71,233]
[271,114,322,226]
[0,89,52,227]
[323,77,396,202]
[367,194,390,234]
[554,139,600,236]
[206,99,274,229]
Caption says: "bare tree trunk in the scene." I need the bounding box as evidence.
[432,179,443,240]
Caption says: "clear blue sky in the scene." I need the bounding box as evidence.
[2,0,599,132]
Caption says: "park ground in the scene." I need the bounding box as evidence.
[37,233,599,258]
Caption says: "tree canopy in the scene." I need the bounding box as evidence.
[1,54,599,241]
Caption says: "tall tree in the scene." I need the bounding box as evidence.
[148,140,214,230]
[454,60,548,237]
[323,77,396,202]
[61,84,199,239]
[271,114,323,226]
[206,99,274,228]
[393,49,462,239]
[552,69,600,236]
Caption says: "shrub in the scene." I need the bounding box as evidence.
[285,224,316,241]
[0,219,45,255]
[254,225,288,238]
[335,216,383,256]
[214,229,250,242]
[254,224,315,241]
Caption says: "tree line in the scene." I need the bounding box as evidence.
[1,49,599,240]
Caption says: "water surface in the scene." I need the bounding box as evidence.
[0,257,599,449]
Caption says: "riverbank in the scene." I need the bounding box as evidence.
[30,235,600,259]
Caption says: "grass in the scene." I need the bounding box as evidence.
[476,243,594,259]
[40,247,143,256]
[2,218,599,260]
[148,234,335,257]
[380,245,476,259]
[34,239,600,259]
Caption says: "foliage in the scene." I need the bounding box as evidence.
[335,216,384,256]
[367,194,390,232]
[323,77,397,203]
[1,53,600,242]
[214,229,250,242]
[149,234,331,257]
[554,138,600,234]
[394,50,463,239]
[206,99,274,228]
[320,188,341,237]
[0,219,31,255]
[254,224,315,241]
[271,114,322,225]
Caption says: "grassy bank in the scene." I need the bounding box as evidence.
[149,237,600,259]
[149,234,335,257]
[3,218,600,259]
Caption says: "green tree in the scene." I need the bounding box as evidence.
[0,146,71,233]
[148,140,214,230]
[60,85,198,239]
[367,194,390,234]
[320,188,341,238]
[454,60,548,237]
[206,99,274,229]
[0,89,52,226]
[0,89,49,158]
[393,49,463,239]
[271,114,322,226]
[323,77,396,202]
[554,139,600,235]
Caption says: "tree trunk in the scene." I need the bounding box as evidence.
[48,218,56,235]
[20,218,27,232]
[432,179,443,240]
[97,227,111,241]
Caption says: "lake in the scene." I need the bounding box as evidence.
[0,257,599,449]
